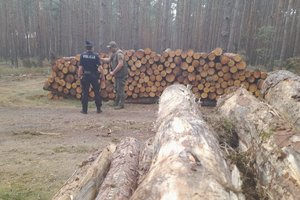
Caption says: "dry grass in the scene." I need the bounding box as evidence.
[0,66,80,108]
[0,62,49,76]
[201,107,267,200]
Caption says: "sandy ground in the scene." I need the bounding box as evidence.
[0,75,157,200]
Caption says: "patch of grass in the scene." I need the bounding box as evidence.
[0,74,81,108]
[259,129,273,142]
[0,172,51,200]
[0,186,48,200]
[0,65,49,76]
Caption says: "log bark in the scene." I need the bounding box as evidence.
[52,144,116,200]
[218,88,300,199]
[130,84,244,200]
[96,137,141,200]
[261,70,300,131]
[136,137,154,185]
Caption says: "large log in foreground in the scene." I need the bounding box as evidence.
[52,144,116,200]
[95,137,141,200]
[218,88,300,199]
[131,84,244,200]
[261,70,300,131]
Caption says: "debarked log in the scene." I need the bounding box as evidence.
[261,70,300,131]
[52,144,116,200]
[218,88,300,199]
[130,84,244,200]
[95,137,141,200]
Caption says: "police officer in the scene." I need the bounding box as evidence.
[78,41,104,114]
[101,41,128,110]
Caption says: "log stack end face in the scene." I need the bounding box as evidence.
[45,48,267,103]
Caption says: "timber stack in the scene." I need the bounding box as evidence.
[43,48,267,101]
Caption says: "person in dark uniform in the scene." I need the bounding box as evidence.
[101,41,128,110]
[78,41,105,114]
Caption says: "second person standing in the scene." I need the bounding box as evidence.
[101,41,128,109]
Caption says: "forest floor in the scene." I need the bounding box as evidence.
[0,65,263,200]
[0,67,157,200]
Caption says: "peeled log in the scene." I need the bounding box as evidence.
[261,70,300,131]
[96,137,141,200]
[130,84,244,200]
[218,88,300,199]
[52,145,116,200]
[136,137,154,185]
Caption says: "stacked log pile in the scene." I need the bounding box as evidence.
[44,48,267,101]
[43,56,83,100]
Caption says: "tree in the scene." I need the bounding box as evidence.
[280,0,294,62]
[220,0,233,51]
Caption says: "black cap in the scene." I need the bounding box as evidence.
[107,41,117,49]
[85,41,93,47]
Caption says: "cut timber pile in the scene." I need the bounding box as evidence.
[44,48,267,101]
[52,84,244,200]
[218,88,300,199]
[43,56,83,100]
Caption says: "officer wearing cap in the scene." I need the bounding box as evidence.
[78,41,105,114]
[101,41,128,109]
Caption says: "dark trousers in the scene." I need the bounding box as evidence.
[81,74,102,112]
[114,76,126,107]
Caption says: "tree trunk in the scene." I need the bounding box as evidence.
[52,145,116,200]
[130,84,244,200]
[261,70,300,131]
[218,88,300,199]
[132,0,140,49]
[161,0,171,51]
[220,0,233,51]
[280,0,294,62]
[293,1,300,56]
[227,0,240,52]
[99,0,109,50]
[95,138,141,200]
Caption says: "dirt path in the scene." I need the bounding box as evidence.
[0,75,157,199]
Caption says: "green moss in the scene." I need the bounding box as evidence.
[259,129,274,142]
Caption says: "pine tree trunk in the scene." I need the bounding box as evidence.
[220,0,233,51]
[100,0,109,50]
[293,1,300,56]
[132,0,140,49]
[227,0,240,52]
[280,0,294,62]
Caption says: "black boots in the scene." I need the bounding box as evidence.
[97,107,102,113]
[80,110,87,114]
